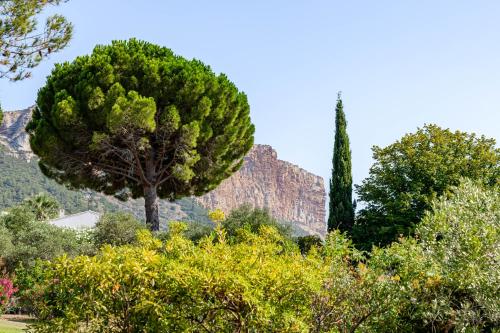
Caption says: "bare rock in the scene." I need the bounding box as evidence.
[197,145,327,236]
[0,107,34,160]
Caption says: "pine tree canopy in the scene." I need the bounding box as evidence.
[27,39,255,230]
[328,93,354,233]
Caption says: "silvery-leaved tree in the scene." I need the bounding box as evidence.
[27,39,255,231]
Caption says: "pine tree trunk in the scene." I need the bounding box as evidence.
[144,185,160,231]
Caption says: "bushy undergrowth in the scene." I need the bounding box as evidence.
[2,180,499,332]
[32,226,393,332]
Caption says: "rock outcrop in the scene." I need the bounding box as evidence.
[0,108,34,159]
[198,145,326,236]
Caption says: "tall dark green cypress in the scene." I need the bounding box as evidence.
[328,92,354,232]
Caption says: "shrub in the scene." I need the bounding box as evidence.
[296,235,322,254]
[29,226,408,332]
[222,205,292,243]
[93,212,145,248]
[0,277,17,315]
[32,226,327,332]
[1,201,87,270]
[159,220,214,244]
[369,180,500,331]
[310,231,404,332]
[415,180,499,331]
[13,261,48,315]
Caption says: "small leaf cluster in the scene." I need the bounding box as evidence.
[0,0,72,81]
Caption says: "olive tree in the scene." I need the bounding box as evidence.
[27,39,255,231]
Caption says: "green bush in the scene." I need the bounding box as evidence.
[13,261,48,315]
[32,226,326,332]
[222,204,292,243]
[93,212,145,248]
[158,220,214,244]
[0,197,90,271]
[29,225,407,332]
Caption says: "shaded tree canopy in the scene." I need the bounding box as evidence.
[0,0,72,81]
[328,92,354,233]
[27,39,255,230]
[354,124,499,249]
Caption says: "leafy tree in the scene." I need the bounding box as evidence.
[27,39,255,231]
[21,193,61,221]
[0,0,72,81]
[1,205,37,236]
[328,92,354,232]
[354,124,499,249]
[93,212,145,247]
[3,216,82,270]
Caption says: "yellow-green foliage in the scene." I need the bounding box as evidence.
[30,225,408,332]
[28,181,499,332]
[32,226,325,332]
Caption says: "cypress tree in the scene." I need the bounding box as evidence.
[328,92,354,232]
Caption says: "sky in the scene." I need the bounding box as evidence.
[1,0,499,198]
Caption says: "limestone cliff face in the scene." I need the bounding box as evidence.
[198,145,326,236]
[0,108,34,159]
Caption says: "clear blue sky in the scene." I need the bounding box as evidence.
[1,0,499,196]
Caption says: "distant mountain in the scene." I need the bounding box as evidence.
[197,145,326,236]
[0,108,326,236]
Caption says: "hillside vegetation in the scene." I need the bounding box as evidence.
[0,147,211,226]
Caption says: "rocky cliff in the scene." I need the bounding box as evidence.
[0,108,34,159]
[1,108,326,236]
[197,145,326,236]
